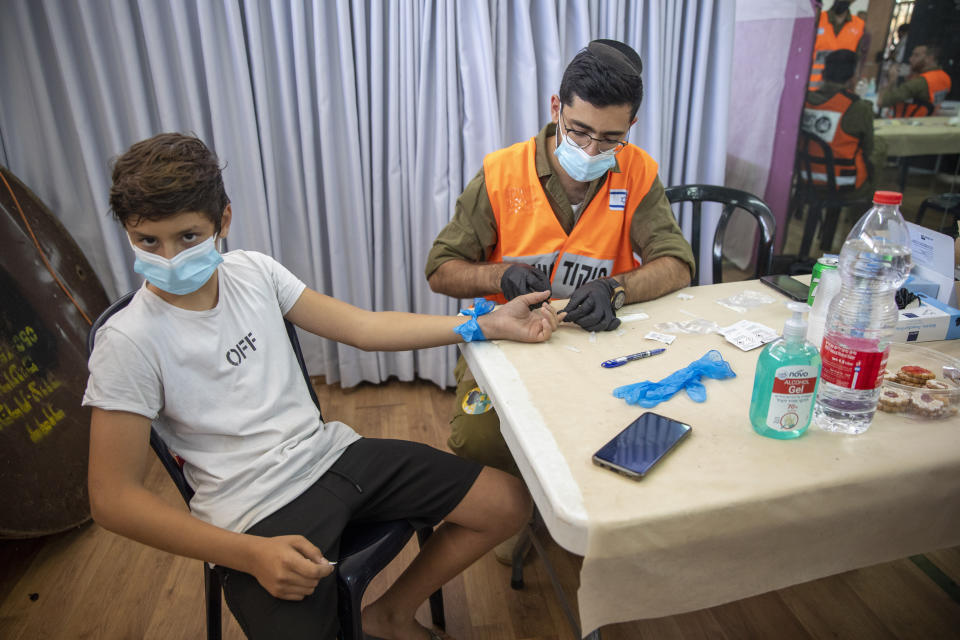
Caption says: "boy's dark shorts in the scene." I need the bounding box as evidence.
[216,437,483,640]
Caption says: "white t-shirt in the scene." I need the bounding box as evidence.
[83,250,361,533]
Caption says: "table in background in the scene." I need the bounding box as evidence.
[874,116,960,191]
[461,279,960,637]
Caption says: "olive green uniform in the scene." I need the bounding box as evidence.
[878,71,944,111]
[805,81,884,201]
[425,123,695,474]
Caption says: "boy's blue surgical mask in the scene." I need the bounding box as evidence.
[553,117,618,182]
[130,234,223,295]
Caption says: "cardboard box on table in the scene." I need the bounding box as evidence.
[892,223,960,343]
[894,294,960,343]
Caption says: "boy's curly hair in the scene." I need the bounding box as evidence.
[110,133,230,230]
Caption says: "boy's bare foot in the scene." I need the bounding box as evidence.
[361,602,454,640]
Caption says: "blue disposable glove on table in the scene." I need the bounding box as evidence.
[613,350,736,408]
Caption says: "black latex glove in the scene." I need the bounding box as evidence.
[894,287,919,310]
[562,278,621,332]
[500,263,550,301]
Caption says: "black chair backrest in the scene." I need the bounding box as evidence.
[796,130,839,193]
[87,290,320,504]
[664,184,776,284]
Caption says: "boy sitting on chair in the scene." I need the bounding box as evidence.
[83,133,560,640]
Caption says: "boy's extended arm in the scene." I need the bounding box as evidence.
[283,287,560,350]
[88,408,333,600]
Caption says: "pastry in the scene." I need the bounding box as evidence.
[893,375,926,388]
[897,366,935,385]
[877,387,910,412]
[934,404,959,418]
[910,391,945,417]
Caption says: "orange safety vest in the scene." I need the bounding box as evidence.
[483,137,657,303]
[809,11,864,90]
[893,69,953,117]
[800,89,868,191]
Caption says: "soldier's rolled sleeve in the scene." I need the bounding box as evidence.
[878,77,928,107]
[424,168,499,279]
[629,177,696,279]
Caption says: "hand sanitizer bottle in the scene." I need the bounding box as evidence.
[750,302,822,439]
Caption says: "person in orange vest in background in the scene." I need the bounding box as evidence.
[809,1,865,91]
[801,49,880,200]
[878,44,953,117]
[878,23,911,93]
[424,39,694,561]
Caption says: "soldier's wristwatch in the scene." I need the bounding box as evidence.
[610,282,626,310]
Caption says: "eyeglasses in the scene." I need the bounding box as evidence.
[559,111,627,154]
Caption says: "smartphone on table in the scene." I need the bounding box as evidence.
[592,412,692,479]
[759,274,809,302]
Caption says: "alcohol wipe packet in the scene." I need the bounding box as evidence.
[653,318,720,335]
[718,320,779,351]
[715,290,776,313]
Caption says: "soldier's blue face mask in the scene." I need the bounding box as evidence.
[130,234,223,295]
[553,109,618,182]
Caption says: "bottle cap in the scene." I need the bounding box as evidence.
[873,191,902,205]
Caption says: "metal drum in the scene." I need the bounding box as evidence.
[1,166,110,538]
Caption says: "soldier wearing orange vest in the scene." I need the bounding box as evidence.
[801,49,877,198]
[809,1,865,91]
[424,41,694,562]
[879,44,953,117]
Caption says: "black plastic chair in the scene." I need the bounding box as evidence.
[664,184,776,284]
[87,291,444,640]
[916,192,960,236]
[793,131,871,258]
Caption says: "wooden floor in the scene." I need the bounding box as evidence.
[1,377,958,640]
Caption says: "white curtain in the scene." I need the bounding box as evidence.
[0,0,733,388]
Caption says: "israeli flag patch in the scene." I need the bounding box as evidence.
[609,189,627,211]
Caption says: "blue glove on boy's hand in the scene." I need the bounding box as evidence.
[613,350,736,408]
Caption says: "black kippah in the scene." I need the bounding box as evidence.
[587,39,643,76]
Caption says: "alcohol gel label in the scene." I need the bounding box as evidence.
[820,339,888,390]
[766,365,818,431]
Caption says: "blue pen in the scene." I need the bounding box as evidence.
[600,348,666,368]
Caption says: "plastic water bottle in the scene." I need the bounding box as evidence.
[812,191,913,434]
[806,267,841,349]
